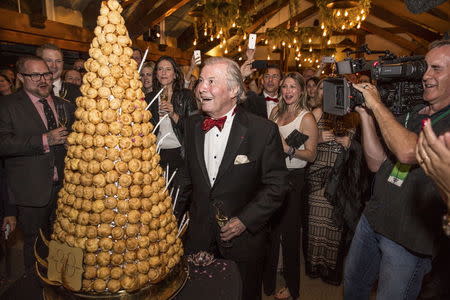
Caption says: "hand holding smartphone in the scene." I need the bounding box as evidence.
[248,34,257,50]
[193,50,201,65]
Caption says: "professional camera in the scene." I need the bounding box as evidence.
[324,45,427,116]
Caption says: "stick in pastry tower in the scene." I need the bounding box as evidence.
[51,0,183,294]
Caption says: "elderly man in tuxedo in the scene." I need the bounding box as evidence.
[177,57,288,300]
[0,55,74,277]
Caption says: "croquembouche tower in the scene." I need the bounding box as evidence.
[36,0,186,298]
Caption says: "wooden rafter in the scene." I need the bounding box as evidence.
[361,21,427,54]
[371,5,441,42]
[126,0,191,39]
[371,0,449,34]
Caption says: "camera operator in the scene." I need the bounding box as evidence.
[344,39,450,299]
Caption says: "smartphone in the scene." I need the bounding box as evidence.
[194,50,201,65]
[251,60,269,69]
[322,56,335,63]
[248,34,257,50]
[5,224,10,240]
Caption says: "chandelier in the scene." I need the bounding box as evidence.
[261,23,335,68]
[317,0,371,33]
[189,0,253,52]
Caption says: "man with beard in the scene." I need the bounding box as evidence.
[36,43,81,103]
[0,55,74,281]
[176,57,288,299]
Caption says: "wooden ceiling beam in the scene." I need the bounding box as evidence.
[371,0,449,34]
[361,21,427,54]
[126,0,191,39]
[371,5,441,42]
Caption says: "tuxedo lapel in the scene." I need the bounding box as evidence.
[214,109,248,187]
[18,90,47,132]
[194,118,211,189]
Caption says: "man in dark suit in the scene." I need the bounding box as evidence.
[177,57,288,300]
[0,55,74,276]
[242,64,282,119]
[36,43,81,104]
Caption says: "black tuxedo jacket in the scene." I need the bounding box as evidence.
[0,90,75,207]
[59,82,82,104]
[177,108,288,261]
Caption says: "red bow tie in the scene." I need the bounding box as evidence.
[202,115,227,132]
[265,96,279,103]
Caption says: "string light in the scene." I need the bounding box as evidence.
[265,39,268,45]
[267,55,271,60]
[318,0,371,32]
[238,45,242,52]
[309,46,313,52]
[224,48,228,54]
[193,39,197,46]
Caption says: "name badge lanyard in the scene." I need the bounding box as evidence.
[388,108,450,187]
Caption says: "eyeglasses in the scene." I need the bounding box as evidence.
[20,72,53,82]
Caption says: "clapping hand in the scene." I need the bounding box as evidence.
[416,119,450,204]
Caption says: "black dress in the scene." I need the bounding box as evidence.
[303,112,359,285]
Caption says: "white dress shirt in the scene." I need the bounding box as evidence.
[53,78,62,97]
[204,105,236,186]
[158,115,182,149]
[263,91,279,118]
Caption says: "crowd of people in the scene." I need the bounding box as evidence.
[0,38,449,300]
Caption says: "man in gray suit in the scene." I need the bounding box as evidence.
[0,55,74,276]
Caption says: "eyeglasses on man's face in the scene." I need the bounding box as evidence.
[20,72,53,82]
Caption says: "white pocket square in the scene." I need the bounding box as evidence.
[234,154,250,165]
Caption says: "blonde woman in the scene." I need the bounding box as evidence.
[264,72,318,300]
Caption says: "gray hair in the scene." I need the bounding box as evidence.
[203,57,247,104]
[429,38,450,50]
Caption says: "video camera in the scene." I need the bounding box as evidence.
[323,45,427,116]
